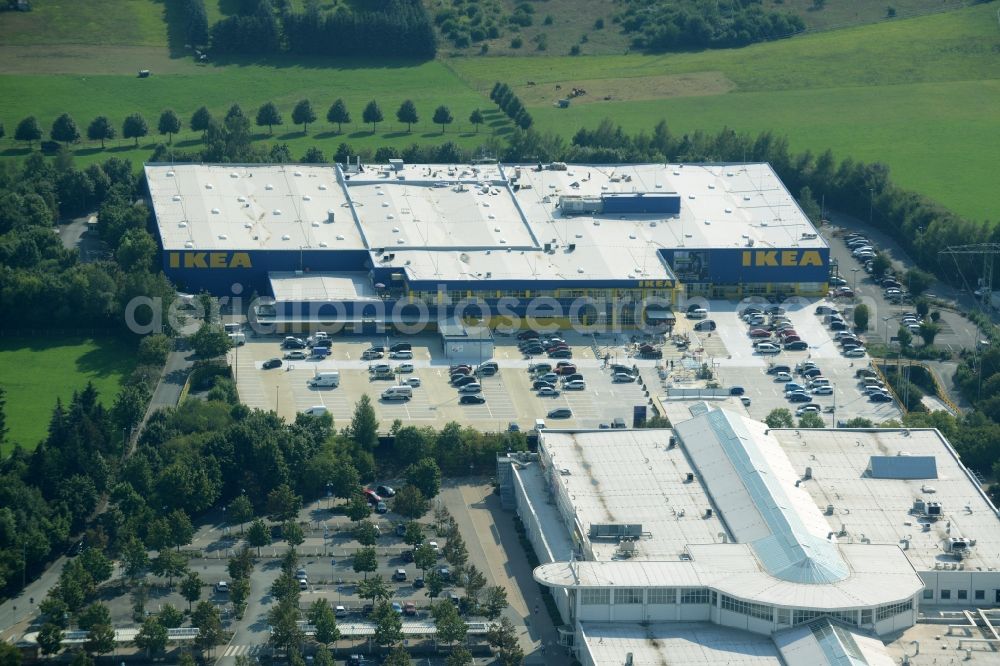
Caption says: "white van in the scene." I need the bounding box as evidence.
[534,418,546,432]
[228,332,246,346]
[302,405,328,416]
[381,386,413,401]
[224,322,242,334]
[308,371,340,388]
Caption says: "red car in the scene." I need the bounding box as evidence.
[363,489,381,505]
[749,329,771,338]
[555,364,577,375]
[834,287,855,298]
[777,329,798,338]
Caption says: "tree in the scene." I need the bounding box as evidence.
[301,147,325,163]
[158,109,181,144]
[189,322,232,358]
[392,484,428,519]
[919,322,940,346]
[230,576,250,617]
[192,600,223,653]
[363,100,383,133]
[406,458,441,499]
[85,623,115,659]
[77,603,111,632]
[0,639,22,666]
[80,549,113,585]
[283,519,304,547]
[487,617,523,666]
[425,569,444,599]
[930,310,941,323]
[447,647,473,666]
[906,268,933,297]
[348,394,379,450]
[15,116,42,148]
[372,601,403,647]
[896,325,913,349]
[357,574,392,605]
[798,412,825,428]
[352,546,378,579]
[314,646,335,666]
[396,100,418,132]
[764,408,794,429]
[481,585,508,620]
[871,253,892,278]
[308,599,340,646]
[345,490,371,522]
[402,521,424,547]
[151,549,187,586]
[86,116,116,149]
[383,647,409,666]
[51,113,81,145]
[191,106,213,136]
[469,109,484,133]
[256,102,283,135]
[414,542,436,574]
[225,104,245,122]
[844,417,875,428]
[464,564,486,600]
[353,520,379,547]
[267,483,302,521]
[432,600,468,647]
[292,99,317,133]
[228,494,254,534]
[327,99,351,133]
[37,623,64,658]
[158,603,184,629]
[247,518,270,556]
[916,299,930,318]
[228,547,254,581]
[120,537,150,582]
[169,508,195,550]
[122,113,149,147]
[444,532,468,568]
[433,105,453,133]
[853,303,869,331]
[181,570,203,611]
[267,600,304,655]
[135,616,168,657]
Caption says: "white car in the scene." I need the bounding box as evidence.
[796,404,822,415]
[844,347,867,358]
[406,377,421,387]
[458,383,482,394]
[390,350,413,360]
[811,385,834,395]
[397,363,414,373]
[755,343,781,354]
[773,372,793,382]
[215,581,229,593]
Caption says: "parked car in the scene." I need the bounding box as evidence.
[397,363,414,373]
[796,404,822,415]
[459,394,486,404]
[538,372,560,384]
[784,341,809,351]
[390,350,413,360]
[784,382,805,394]
[788,392,813,403]
[458,383,482,394]
[749,328,772,338]
[564,380,586,390]
[450,365,472,374]
[537,386,560,397]
[694,320,717,331]
[548,349,573,359]
[215,581,229,593]
[406,377,421,387]
[533,379,555,390]
[815,305,838,315]
[774,372,793,382]
[376,485,396,498]
[547,408,573,419]
[830,321,848,331]
[403,602,417,616]
[687,308,708,319]
[517,330,540,340]
[755,343,781,354]
[361,349,383,360]
[375,501,388,514]
[453,375,477,387]
[802,367,823,379]
[870,393,894,403]
[811,385,833,395]
[555,364,578,375]
[613,373,636,383]
[729,386,745,396]
[766,364,791,375]
[389,343,411,352]
[262,358,283,370]
[284,350,307,360]
[844,348,866,358]
[529,363,552,374]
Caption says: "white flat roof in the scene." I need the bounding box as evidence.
[539,429,727,560]
[535,542,922,610]
[146,164,364,251]
[150,161,825,284]
[269,272,379,302]
[579,622,783,666]
[770,427,1000,573]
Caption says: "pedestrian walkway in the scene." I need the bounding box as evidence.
[223,644,264,657]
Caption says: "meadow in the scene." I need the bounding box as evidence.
[0,2,996,219]
[0,335,136,455]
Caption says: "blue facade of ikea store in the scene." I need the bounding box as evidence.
[162,248,371,294]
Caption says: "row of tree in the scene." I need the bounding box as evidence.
[180,0,209,47]
[489,81,533,130]
[11,112,180,149]
[210,0,436,59]
[616,0,806,51]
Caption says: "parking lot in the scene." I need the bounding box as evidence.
[232,331,658,431]
[670,297,903,424]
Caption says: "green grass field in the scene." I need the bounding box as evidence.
[0,336,136,455]
[0,3,997,219]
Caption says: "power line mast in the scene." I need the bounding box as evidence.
[939,244,1000,400]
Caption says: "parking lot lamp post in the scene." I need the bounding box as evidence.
[830,384,836,428]
[851,268,860,294]
[882,316,892,348]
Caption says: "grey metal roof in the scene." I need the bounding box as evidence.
[810,619,869,666]
[677,409,850,585]
[868,455,937,479]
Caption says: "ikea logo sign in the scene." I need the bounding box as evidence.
[741,250,823,268]
[168,252,252,269]
[638,280,674,288]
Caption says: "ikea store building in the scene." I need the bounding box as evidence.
[147,160,829,331]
